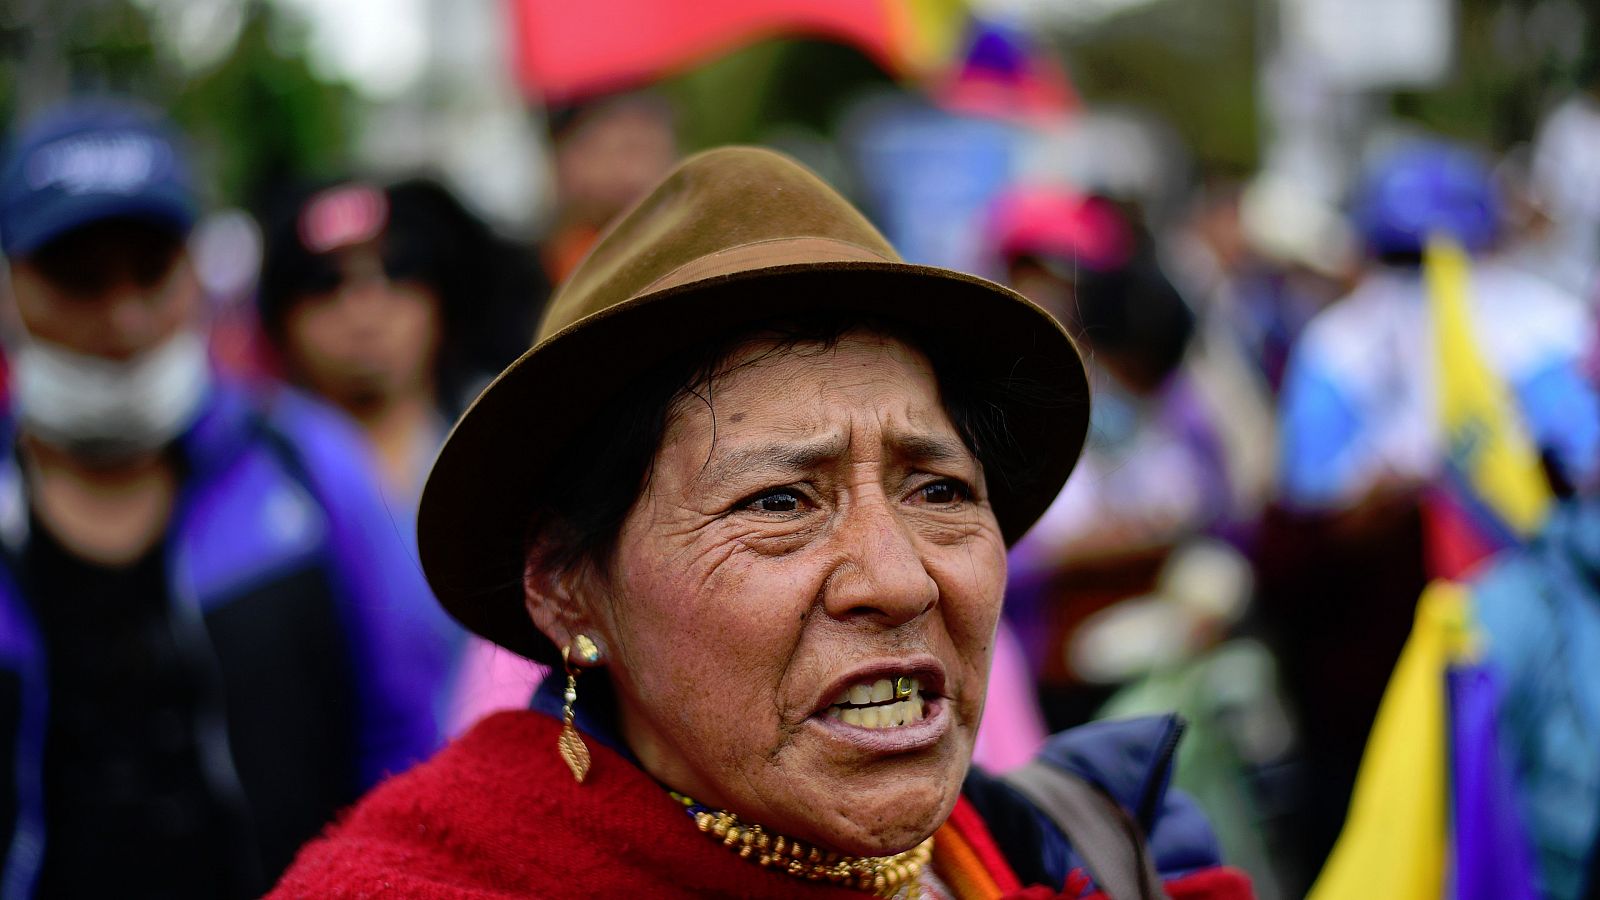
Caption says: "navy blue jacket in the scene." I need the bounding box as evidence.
[965,715,1229,890]
[0,382,449,896]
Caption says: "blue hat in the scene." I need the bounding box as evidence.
[0,99,197,257]
[1353,140,1500,258]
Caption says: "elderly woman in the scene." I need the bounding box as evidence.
[272,148,1250,899]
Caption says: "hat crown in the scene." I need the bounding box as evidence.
[538,146,900,343]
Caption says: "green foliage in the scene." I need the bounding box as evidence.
[1392,0,1594,149]
[61,1,165,93]
[2,0,353,208]
[1062,0,1260,174]
[662,39,894,150]
[0,0,167,125]
[168,7,355,208]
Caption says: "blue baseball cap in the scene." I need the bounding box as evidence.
[0,99,197,257]
[1353,140,1500,258]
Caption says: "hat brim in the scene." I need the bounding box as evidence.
[417,261,1090,663]
[5,190,194,256]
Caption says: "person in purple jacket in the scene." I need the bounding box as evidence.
[0,99,446,897]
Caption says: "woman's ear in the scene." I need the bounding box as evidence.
[522,536,607,664]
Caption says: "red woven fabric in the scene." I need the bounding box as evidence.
[942,793,1026,895]
[269,709,1254,899]
[269,711,878,898]
[1074,866,1256,900]
[1164,867,1255,899]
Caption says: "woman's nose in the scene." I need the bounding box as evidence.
[820,496,939,627]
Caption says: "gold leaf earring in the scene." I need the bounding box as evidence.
[557,634,599,783]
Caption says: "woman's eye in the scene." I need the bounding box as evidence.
[747,490,802,514]
[920,480,967,505]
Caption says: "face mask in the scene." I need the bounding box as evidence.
[12,330,212,464]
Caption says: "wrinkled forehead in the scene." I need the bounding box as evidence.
[656,328,959,463]
[678,324,935,401]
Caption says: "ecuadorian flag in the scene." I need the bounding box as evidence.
[1309,583,1536,900]
[1421,237,1552,576]
[1311,238,1547,899]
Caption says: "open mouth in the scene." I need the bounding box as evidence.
[822,675,927,729]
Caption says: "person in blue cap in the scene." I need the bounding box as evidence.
[1265,139,1600,871]
[1278,140,1600,512]
[0,100,448,897]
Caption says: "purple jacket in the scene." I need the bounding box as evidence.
[0,381,449,896]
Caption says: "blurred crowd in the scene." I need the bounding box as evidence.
[5,6,1600,900]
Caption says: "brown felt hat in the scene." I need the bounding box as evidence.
[417,146,1089,662]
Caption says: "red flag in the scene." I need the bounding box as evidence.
[508,0,910,103]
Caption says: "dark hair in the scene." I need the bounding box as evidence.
[256,177,546,412]
[528,314,1042,574]
[1073,251,1194,388]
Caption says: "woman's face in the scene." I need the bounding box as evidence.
[281,245,442,416]
[580,330,1008,855]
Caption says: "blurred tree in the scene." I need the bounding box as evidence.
[1061,0,1260,173]
[1,0,164,123]
[0,0,354,209]
[169,5,356,209]
[1392,0,1592,149]
[662,38,895,149]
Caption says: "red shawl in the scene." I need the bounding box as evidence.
[271,711,1251,899]
[271,711,1021,898]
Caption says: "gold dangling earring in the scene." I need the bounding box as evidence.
[557,634,599,783]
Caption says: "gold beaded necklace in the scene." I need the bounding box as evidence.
[669,791,933,899]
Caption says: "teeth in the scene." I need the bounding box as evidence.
[828,694,926,730]
[833,676,922,708]
[826,675,929,729]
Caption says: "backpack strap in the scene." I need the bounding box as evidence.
[1004,760,1170,900]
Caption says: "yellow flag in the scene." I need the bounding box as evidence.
[1424,237,1552,536]
[1308,582,1477,899]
